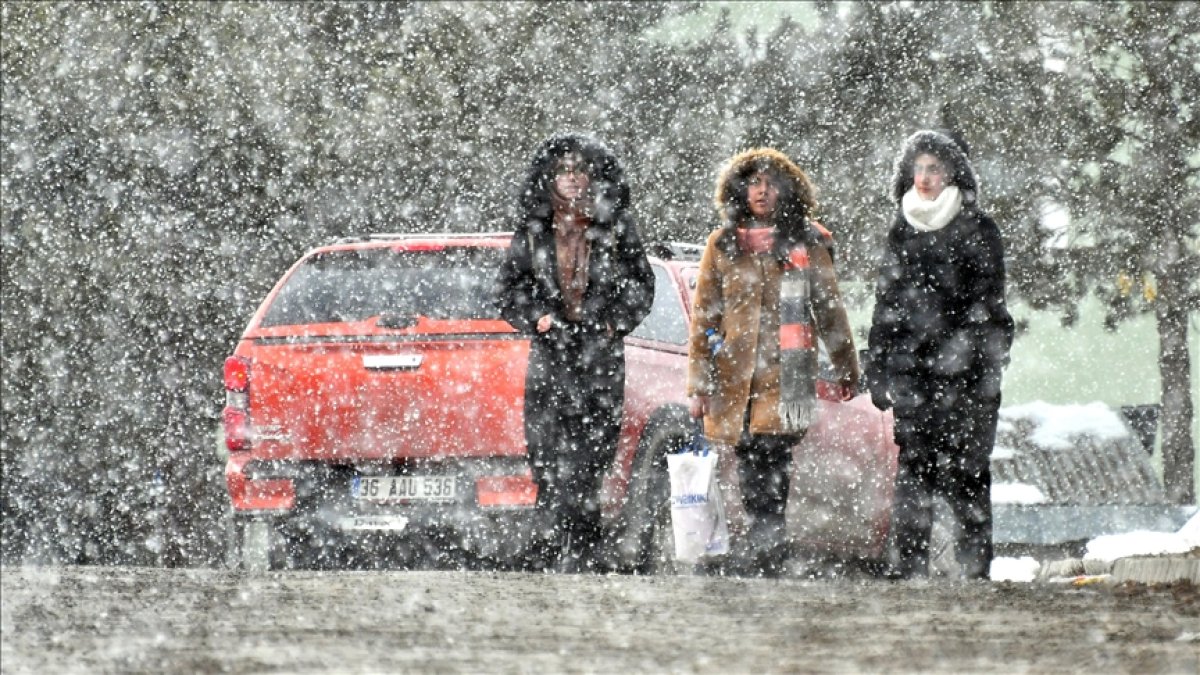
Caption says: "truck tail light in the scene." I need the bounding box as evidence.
[225,355,250,392]
[223,356,251,452]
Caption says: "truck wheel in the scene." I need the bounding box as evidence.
[876,498,961,580]
[929,496,961,578]
[622,412,690,575]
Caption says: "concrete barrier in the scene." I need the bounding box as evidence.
[1111,556,1200,584]
[1037,554,1199,584]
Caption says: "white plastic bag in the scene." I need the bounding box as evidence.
[668,445,731,563]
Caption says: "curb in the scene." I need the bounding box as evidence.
[1038,554,1200,585]
[1111,556,1200,584]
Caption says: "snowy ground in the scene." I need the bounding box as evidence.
[4,399,1199,672]
[2,564,1198,674]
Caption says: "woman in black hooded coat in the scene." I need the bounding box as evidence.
[495,133,655,572]
[867,130,1014,580]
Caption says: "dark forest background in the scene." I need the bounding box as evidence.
[2,1,1196,566]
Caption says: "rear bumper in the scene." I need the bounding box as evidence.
[225,454,541,553]
[226,452,296,512]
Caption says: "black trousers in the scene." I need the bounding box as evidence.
[734,429,800,568]
[890,403,998,579]
[523,335,623,563]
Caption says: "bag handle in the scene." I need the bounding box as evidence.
[688,417,709,457]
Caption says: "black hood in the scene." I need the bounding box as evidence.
[890,130,978,206]
[517,132,630,229]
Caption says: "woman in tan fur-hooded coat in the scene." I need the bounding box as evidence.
[687,147,859,575]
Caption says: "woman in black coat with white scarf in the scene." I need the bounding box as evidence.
[867,130,1014,580]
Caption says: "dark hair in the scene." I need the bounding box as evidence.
[890,130,978,205]
[725,163,808,228]
[518,132,629,226]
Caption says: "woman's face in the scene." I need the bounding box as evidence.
[746,170,779,220]
[913,153,948,201]
[552,153,590,202]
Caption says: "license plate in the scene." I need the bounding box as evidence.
[352,475,457,503]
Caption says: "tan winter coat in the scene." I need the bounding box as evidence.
[688,150,859,445]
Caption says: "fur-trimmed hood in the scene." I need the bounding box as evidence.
[712,147,827,255]
[890,130,978,206]
[714,147,818,227]
[517,132,630,229]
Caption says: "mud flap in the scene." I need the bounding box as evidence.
[228,516,286,572]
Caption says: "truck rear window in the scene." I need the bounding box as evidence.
[261,247,504,326]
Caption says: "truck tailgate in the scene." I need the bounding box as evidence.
[248,336,529,461]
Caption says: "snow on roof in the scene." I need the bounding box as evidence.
[999,400,1130,450]
[992,482,1047,505]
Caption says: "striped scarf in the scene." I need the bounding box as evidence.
[779,246,815,433]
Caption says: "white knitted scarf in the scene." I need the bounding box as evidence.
[901,185,962,232]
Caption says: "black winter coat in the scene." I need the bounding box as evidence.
[867,205,1014,417]
[495,133,654,349]
[494,134,654,476]
[496,214,654,349]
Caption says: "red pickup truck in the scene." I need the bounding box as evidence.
[223,233,899,572]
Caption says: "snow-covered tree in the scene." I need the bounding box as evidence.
[1033,1,1198,503]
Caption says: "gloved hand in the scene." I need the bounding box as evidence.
[862,360,891,411]
[869,383,892,411]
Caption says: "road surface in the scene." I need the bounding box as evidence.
[2,565,1197,673]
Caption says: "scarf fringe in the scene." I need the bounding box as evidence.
[779,401,813,434]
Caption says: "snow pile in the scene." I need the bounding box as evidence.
[990,556,1040,582]
[991,482,1046,505]
[1083,510,1200,563]
[998,400,1129,450]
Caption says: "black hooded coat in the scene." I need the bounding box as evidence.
[494,133,654,552]
[868,130,1013,421]
[867,130,1014,578]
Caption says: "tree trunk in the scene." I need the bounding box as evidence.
[1157,258,1196,505]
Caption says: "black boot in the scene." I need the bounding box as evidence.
[886,552,929,580]
[554,531,585,574]
[747,513,788,578]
